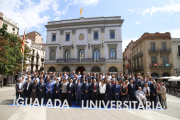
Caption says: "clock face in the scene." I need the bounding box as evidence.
[79,34,84,40]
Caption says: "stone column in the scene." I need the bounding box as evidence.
[101,28,105,58]
[87,28,92,58]
[59,30,64,59]
[71,29,76,59]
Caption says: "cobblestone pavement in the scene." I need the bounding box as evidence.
[0,86,180,120]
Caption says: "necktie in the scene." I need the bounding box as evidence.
[146,88,148,94]
[94,84,96,90]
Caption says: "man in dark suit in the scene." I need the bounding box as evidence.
[91,79,99,104]
[81,71,86,81]
[54,79,61,99]
[83,79,90,106]
[150,80,157,107]
[38,79,46,104]
[16,78,24,99]
[67,79,75,106]
[24,77,32,103]
[137,77,144,90]
[75,79,83,106]
[106,80,114,102]
[128,80,137,102]
[46,79,54,101]
[44,75,49,83]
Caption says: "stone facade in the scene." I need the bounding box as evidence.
[127,32,174,78]
[44,16,124,74]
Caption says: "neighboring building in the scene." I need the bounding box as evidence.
[129,32,174,78]
[44,16,124,74]
[123,40,135,74]
[0,12,19,34]
[25,31,45,73]
[171,38,180,76]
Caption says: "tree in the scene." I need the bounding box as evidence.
[0,24,32,87]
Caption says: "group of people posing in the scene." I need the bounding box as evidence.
[15,71,167,109]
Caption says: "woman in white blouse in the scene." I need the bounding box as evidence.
[143,83,151,100]
[99,80,106,102]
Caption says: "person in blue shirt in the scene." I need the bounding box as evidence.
[114,81,120,107]
[46,79,54,101]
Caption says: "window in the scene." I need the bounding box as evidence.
[66,34,70,41]
[79,50,84,62]
[137,48,138,53]
[50,50,55,60]
[12,28,15,31]
[141,57,143,66]
[110,31,115,39]
[151,42,155,52]
[140,45,142,52]
[94,49,99,61]
[52,35,56,41]
[65,50,70,62]
[110,49,116,59]
[94,32,98,40]
[162,42,167,52]
[137,59,139,69]
[108,66,117,72]
[49,67,56,72]
[163,56,168,66]
[151,56,157,64]
[178,45,180,56]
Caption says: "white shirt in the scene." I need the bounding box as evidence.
[136,90,146,99]
[99,83,106,93]
[19,82,22,89]
[27,82,30,90]
[33,77,39,83]
[143,87,151,96]
[107,76,112,82]
[70,83,72,87]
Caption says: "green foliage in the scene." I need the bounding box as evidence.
[0,24,32,75]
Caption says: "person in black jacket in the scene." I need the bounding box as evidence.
[106,80,114,103]
[38,78,46,104]
[150,80,157,108]
[24,77,32,103]
[83,79,90,106]
[67,79,75,106]
[54,79,61,99]
[91,79,99,104]
[128,80,137,102]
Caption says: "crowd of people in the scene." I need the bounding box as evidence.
[15,71,167,109]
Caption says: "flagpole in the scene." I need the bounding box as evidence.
[21,27,26,77]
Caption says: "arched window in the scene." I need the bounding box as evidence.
[49,67,56,72]
[91,66,100,72]
[94,32,98,40]
[108,66,117,72]
[66,34,70,41]
[110,49,116,59]
[110,31,115,39]
[50,50,55,60]
[79,50,84,62]
[65,50,70,62]
[62,66,70,72]
[94,49,99,62]
[151,73,159,78]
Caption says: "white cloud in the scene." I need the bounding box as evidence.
[128,9,134,13]
[142,0,180,16]
[134,21,140,24]
[167,29,180,38]
[178,18,180,20]
[122,38,138,52]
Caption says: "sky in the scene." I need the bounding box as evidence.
[0,0,180,51]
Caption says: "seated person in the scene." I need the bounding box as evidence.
[136,87,147,105]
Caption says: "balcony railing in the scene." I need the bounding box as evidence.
[132,65,144,71]
[149,49,159,54]
[132,51,143,60]
[150,63,172,68]
[57,58,122,63]
[35,62,40,66]
[160,49,171,54]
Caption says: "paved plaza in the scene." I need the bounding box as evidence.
[0,86,180,120]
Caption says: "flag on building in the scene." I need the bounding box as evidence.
[165,63,169,67]
[153,63,158,66]
[80,6,83,16]
[21,31,25,53]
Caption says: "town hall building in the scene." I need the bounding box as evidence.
[44,16,124,74]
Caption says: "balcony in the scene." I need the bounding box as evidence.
[35,62,40,66]
[31,61,35,65]
[132,65,144,71]
[132,51,143,60]
[160,49,171,54]
[32,53,36,57]
[36,54,40,58]
[150,63,172,69]
[149,49,159,54]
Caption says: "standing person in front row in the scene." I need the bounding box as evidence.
[128,80,137,102]
[75,79,83,107]
[24,77,32,103]
[121,81,128,108]
[46,79,54,101]
[83,79,90,106]
[99,80,106,103]
[158,82,167,109]
[114,81,120,107]
[62,79,68,101]
[16,78,24,99]
[143,83,151,101]
[38,79,46,105]
[54,79,61,99]
[91,79,99,104]
[150,80,157,107]
[31,80,38,103]
[106,80,114,103]
[67,79,75,106]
